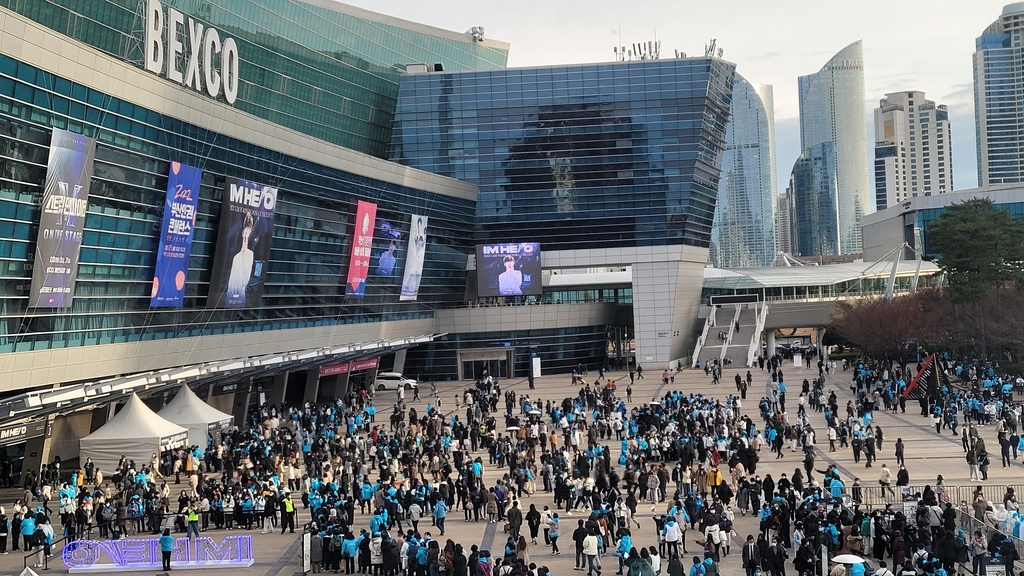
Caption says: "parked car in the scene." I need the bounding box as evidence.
[374,372,418,391]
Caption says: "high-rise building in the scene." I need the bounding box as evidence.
[711,73,778,267]
[792,41,869,256]
[788,143,840,257]
[390,57,736,363]
[974,3,1024,185]
[873,91,952,210]
[777,192,792,255]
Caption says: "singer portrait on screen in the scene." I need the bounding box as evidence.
[498,255,523,295]
[226,211,255,304]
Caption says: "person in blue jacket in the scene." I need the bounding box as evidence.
[160,528,174,571]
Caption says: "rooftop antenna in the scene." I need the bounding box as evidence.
[705,38,717,58]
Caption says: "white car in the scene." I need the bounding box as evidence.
[374,372,418,391]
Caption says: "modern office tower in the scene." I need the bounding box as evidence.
[975,3,1024,185]
[788,143,840,256]
[793,40,869,256]
[390,57,737,364]
[777,192,792,255]
[711,73,778,268]
[873,91,952,210]
[6,0,509,158]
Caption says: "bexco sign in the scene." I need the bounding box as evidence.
[144,0,240,104]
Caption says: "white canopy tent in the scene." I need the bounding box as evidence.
[79,393,187,475]
[158,384,234,447]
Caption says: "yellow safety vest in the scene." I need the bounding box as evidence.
[283,498,294,513]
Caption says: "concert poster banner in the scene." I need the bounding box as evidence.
[28,129,97,308]
[399,214,428,301]
[208,178,278,308]
[345,200,377,297]
[150,162,201,307]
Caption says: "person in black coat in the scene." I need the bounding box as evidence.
[741,534,761,576]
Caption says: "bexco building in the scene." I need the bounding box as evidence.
[0,0,735,476]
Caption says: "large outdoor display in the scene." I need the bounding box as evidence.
[476,242,542,297]
[399,214,428,301]
[28,129,97,308]
[345,200,377,297]
[63,534,254,572]
[150,162,201,307]
[208,178,278,308]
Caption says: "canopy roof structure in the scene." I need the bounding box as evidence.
[158,385,234,447]
[80,393,187,474]
[702,261,941,291]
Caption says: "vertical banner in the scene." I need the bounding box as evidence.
[345,200,377,297]
[208,178,278,308]
[399,214,428,301]
[150,162,201,307]
[29,129,96,308]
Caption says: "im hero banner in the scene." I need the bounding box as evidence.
[476,242,542,297]
[208,178,277,308]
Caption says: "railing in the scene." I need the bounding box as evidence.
[746,301,768,368]
[719,307,741,362]
[22,520,116,572]
[691,307,716,368]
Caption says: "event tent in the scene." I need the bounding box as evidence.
[158,384,234,447]
[79,393,187,475]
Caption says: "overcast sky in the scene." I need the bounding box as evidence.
[347,0,1008,201]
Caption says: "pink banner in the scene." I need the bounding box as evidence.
[346,200,377,297]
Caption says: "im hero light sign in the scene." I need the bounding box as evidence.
[63,535,254,572]
[144,0,240,104]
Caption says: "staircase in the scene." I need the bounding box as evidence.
[722,308,757,366]
[694,307,729,367]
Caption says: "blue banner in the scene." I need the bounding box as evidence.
[150,162,201,307]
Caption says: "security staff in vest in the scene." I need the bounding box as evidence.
[280,491,295,534]
[186,504,201,540]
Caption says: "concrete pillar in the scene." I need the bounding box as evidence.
[232,391,250,428]
[816,327,829,362]
[302,368,321,405]
[363,368,379,398]
[269,372,288,406]
[766,330,776,357]
[337,373,351,399]
[392,349,408,376]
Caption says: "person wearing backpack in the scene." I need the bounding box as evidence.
[688,556,705,576]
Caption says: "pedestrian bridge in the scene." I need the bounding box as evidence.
[692,260,943,367]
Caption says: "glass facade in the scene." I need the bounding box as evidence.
[388,58,736,251]
[788,143,840,257]
[1,0,509,158]
[796,41,868,255]
[974,4,1024,186]
[405,325,609,382]
[710,73,777,267]
[0,53,476,353]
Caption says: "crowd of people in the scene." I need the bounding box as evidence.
[4,351,1024,576]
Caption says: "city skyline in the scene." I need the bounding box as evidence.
[343,0,1008,200]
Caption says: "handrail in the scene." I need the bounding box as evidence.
[22,519,116,571]
[747,301,768,368]
[720,306,741,362]
[690,308,716,368]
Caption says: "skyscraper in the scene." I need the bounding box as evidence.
[974,3,1024,186]
[776,192,792,255]
[792,41,869,256]
[788,143,840,257]
[873,91,952,210]
[711,73,778,267]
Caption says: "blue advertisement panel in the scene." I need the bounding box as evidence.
[399,214,428,301]
[150,162,201,307]
[208,178,278,308]
[29,129,96,308]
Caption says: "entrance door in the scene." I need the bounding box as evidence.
[458,350,513,380]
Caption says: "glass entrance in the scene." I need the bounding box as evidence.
[462,357,510,380]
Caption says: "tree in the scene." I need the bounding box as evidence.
[928,198,1024,357]
[832,292,938,366]
[928,198,1024,301]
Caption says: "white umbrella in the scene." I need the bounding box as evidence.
[648,401,662,405]
[529,410,542,415]
[831,554,865,564]
[506,426,521,431]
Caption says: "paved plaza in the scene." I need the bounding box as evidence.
[0,359,1012,575]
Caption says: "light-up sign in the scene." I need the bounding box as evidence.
[63,535,254,572]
